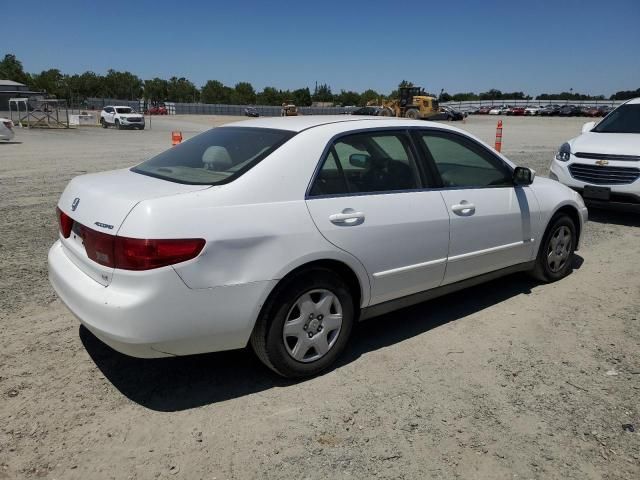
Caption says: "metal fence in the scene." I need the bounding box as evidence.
[68,97,629,117]
[80,98,357,116]
[441,98,625,113]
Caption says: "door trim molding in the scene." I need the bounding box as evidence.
[373,257,447,278]
[447,239,534,263]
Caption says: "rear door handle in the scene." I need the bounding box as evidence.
[451,201,476,216]
[329,208,365,226]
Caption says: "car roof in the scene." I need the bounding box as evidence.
[222,115,471,135]
[625,97,640,105]
[105,105,134,109]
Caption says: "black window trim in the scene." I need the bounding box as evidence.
[306,126,517,200]
[412,127,516,190]
[305,127,432,199]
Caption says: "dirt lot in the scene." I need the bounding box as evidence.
[1,115,639,480]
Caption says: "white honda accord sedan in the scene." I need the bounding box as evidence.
[49,116,587,377]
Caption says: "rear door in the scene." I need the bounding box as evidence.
[414,129,537,285]
[306,129,450,306]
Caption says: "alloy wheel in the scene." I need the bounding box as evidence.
[547,225,572,273]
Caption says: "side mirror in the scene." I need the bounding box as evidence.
[513,166,535,186]
[349,153,370,169]
[582,121,596,133]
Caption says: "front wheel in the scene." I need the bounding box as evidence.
[531,213,576,282]
[250,268,355,378]
[100,118,107,128]
[115,120,121,130]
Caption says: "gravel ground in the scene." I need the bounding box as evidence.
[1,115,638,480]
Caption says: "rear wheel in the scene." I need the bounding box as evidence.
[250,268,355,378]
[531,213,576,282]
[405,109,420,120]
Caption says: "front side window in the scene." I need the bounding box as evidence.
[133,127,294,185]
[310,131,421,196]
[419,131,512,188]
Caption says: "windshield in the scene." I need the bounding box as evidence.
[592,104,640,133]
[116,107,133,114]
[132,127,295,185]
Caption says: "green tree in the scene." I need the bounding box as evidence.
[292,87,312,106]
[201,80,230,103]
[29,69,64,97]
[312,83,333,103]
[144,78,170,102]
[0,53,30,84]
[360,89,380,106]
[610,88,640,100]
[102,69,143,99]
[335,90,361,106]
[234,81,256,104]
[167,77,199,102]
[256,86,282,105]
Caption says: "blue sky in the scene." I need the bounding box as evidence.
[4,0,639,96]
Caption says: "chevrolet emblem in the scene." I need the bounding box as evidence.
[595,159,609,166]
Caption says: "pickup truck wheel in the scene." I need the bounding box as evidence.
[531,213,576,282]
[250,268,354,378]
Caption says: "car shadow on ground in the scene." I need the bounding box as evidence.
[587,208,640,227]
[82,271,548,412]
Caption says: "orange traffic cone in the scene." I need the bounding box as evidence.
[494,121,503,152]
[171,131,182,146]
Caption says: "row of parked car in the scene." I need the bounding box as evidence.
[470,104,615,117]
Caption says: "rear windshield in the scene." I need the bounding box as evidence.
[132,127,295,185]
[592,104,640,133]
[116,107,133,114]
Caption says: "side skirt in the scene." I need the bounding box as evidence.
[359,261,535,321]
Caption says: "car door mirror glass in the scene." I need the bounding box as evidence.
[513,166,535,186]
[349,153,370,169]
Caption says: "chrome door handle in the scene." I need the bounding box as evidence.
[451,201,476,216]
[329,209,365,226]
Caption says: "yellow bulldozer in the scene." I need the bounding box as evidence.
[378,86,440,119]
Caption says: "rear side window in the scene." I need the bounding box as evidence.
[419,131,512,188]
[309,131,421,196]
[132,127,294,185]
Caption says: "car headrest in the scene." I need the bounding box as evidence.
[202,146,232,170]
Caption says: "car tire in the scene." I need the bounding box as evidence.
[100,118,107,128]
[531,213,577,283]
[115,120,121,130]
[379,108,394,117]
[405,109,420,120]
[138,126,145,130]
[250,268,355,378]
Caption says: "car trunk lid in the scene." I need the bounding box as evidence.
[57,168,209,286]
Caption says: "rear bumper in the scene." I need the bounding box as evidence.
[48,241,276,358]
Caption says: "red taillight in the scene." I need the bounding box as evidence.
[65,219,204,271]
[57,207,73,238]
[114,237,205,271]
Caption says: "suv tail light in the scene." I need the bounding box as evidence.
[56,208,205,270]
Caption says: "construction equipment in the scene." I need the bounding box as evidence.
[379,86,440,120]
[280,103,298,116]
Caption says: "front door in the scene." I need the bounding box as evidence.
[416,129,537,285]
[306,130,450,306]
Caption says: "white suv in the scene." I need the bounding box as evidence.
[550,98,640,212]
[100,105,145,130]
